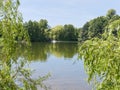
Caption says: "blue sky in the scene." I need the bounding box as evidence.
[19,0,120,27]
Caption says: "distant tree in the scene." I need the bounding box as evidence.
[38,19,49,41]
[39,19,48,29]
[50,25,64,40]
[24,19,50,42]
[63,24,78,41]
[80,22,89,41]
[88,16,108,38]
[106,9,116,19]
[79,9,120,41]
[80,16,108,41]
[77,28,83,41]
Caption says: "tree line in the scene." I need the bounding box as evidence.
[0,9,119,42]
[23,20,78,42]
[79,9,120,41]
[22,9,120,42]
[0,0,120,89]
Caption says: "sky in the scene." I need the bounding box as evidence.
[19,0,120,27]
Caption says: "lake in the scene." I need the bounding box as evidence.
[27,42,92,90]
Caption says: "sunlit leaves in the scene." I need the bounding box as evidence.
[79,19,120,90]
[0,0,49,90]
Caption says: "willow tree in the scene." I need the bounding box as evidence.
[79,19,120,90]
[0,0,49,90]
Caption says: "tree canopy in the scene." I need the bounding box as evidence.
[78,9,120,42]
[79,15,120,90]
[106,9,116,19]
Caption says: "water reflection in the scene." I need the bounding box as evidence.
[27,42,92,90]
[30,42,78,61]
[16,42,92,90]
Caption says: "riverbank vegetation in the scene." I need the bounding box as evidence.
[23,9,120,89]
[0,9,119,42]
[23,20,78,42]
[21,9,120,42]
[0,0,49,90]
[79,10,120,90]
[0,0,120,89]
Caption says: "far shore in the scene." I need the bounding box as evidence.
[51,40,78,43]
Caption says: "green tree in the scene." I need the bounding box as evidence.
[38,19,49,41]
[50,25,64,40]
[106,9,116,19]
[24,20,39,42]
[80,22,89,41]
[79,16,108,41]
[88,16,108,38]
[50,24,78,41]
[63,24,78,41]
[77,28,83,41]
[79,9,120,41]
[0,0,49,90]
[24,19,50,42]
[79,19,120,90]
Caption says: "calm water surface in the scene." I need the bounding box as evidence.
[28,42,92,90]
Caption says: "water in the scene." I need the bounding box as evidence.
[28,42,92,90]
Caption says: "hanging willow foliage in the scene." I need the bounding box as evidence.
[0,0,50,90]
[79,20,120,90]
